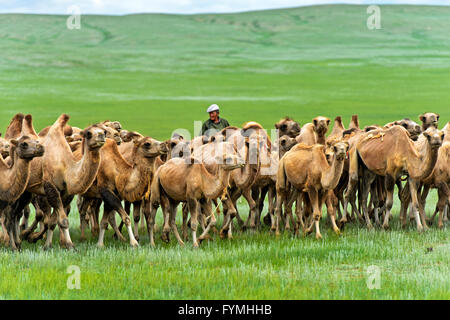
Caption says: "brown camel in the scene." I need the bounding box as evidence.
[350,125,443,231]
[0,134,10,159]
[275,141,349,238]
[384,118,422,141]
[148,151,243,248]
[0,136,45,249]
[274,117,301,138]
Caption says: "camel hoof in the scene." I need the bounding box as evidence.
[161,232,170,243]
[130,240,139,248]
[382,223,390,230]
[193,242,199,249]
[134,235,140,242]
[334,229,341,236]
[315,234,322,240]
[43,244,53,251]
[219,230,227,239]
[367,223,374,231]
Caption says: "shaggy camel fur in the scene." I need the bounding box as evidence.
[80,136,167,248]
[350,125,443,231]
[0,136,44,249]
[148,151,243,248]
[274,117,301,138]
[275,142,349,239]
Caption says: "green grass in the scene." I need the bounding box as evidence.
[0,5,449,299]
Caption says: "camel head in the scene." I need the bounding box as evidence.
[135,136,168,158]
[10,136,44,160]
[120,130,143,143]
[419,113,439,131]
[313,116,331,136]
[423,127,444,150]
[275,117,301,138]
[387,118,422,141]
[331,141,349,161]
[81,125,106,150]
[166,136,190,159]
[102,120,122,132]
[103,126,122,145]
[279,135,297,158]
[0,136,11,158]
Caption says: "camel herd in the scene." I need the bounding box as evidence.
[0,112,448,250]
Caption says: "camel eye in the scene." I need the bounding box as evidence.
[21,142,28,149]
[144,142,151,148]
[86,132,92,139]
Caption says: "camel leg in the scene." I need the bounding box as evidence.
[381,176,395,230]
[273,189,286,236]
[399,182,411,228]
[100,189,138,248]
[198,199,216,243]
[360,170,376,230]
[326,191,340,235]
[284,190,297,232]
[294,192,304,235]
[182,202,189,241]
[408,178,424,232]
[242,188,258,231]
[78,197,91,242]
[220,194,236,239]
[187,198,199,248]
[436,184,449,229]
[169,202,184,246]
[341,173,358,225]
[19,205,31,232]
[43,182,74,249]
[97,204,113,248]
[131,201,142,242]
[306,189,322,239]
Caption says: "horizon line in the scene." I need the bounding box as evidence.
[0,3,449,17]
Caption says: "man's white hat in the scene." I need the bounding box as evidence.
[207,104,219,113]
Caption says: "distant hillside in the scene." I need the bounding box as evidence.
[0,5,449,138]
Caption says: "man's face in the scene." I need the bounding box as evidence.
[209,111,219,121]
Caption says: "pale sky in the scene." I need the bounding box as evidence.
[0,0,448,14]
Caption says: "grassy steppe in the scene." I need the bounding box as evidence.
[0,5,448,299]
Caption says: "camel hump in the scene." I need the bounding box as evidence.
[5,113,25,139]
[58,114,70,127]
[242,121,263,130]
[22,114,39,139]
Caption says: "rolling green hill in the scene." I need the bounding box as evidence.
[0,5,449,138]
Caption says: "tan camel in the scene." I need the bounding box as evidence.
[384,118,422,141]
[350,125,443,231]
[274,117,301,138]
[19,114,106,249]
[275,141,349,238]
[148,150,243,248]
[0,136,45,249]
[80,136,167,248]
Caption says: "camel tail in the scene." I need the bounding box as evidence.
[276,159,288,194]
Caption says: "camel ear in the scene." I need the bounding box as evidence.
[280,124,287,132]
[209,136,216,143]
[313,119,318,128]
[419,114,425,122]
[437,114,440,121]
[326,118,331,126]
[423,131,430,139]
[10,139,18,147]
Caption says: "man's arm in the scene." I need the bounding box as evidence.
[223,119,230,127]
